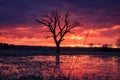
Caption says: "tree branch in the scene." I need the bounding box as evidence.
[35,9,81,51]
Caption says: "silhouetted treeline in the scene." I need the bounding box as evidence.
[0,43,45,50]
[0,43,120,57]
[0,43,120,52]
[0,43,15,49]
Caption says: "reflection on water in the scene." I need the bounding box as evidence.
[0,54,120,80]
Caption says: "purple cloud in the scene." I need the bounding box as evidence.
[0,0,120,29]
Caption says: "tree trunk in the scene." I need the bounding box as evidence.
[56,43,60,53]
[55,43,60,66]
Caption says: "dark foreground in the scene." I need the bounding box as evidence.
[0,44,120,56]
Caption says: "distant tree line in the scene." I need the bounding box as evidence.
[0,43,15,49]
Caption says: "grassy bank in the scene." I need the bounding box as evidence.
[0,47,120,56]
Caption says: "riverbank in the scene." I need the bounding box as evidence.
[0,47,120,56]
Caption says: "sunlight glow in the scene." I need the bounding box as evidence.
[69,35,83,40]
[0,25,119,48]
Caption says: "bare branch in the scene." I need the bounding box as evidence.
[68,21,80,30]
[58,18,62,30]
[36,9,81,53]
[35,19,48,26]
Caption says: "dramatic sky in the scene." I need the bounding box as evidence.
[0,0,120,47]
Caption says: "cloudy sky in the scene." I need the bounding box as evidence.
[0,0,120,47]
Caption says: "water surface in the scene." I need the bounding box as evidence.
[0,54,120,80]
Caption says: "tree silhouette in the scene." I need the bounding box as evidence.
[116,37,120,48]
[36,9,81,65]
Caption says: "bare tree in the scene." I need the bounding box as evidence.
[116,37,120,48]
[35,9,81,65]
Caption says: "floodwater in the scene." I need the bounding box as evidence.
[0,54,120,80]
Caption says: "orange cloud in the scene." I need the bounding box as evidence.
[0,24,119,47]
